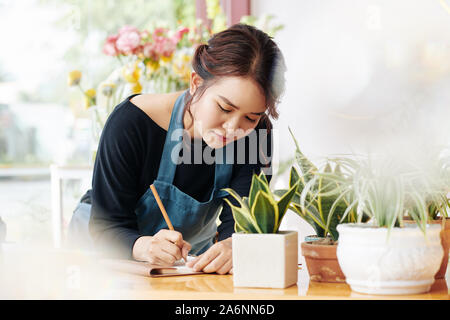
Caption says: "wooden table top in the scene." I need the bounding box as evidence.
[1,246,449,300]
[99,267,449,300]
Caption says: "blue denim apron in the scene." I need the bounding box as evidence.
[134,90,233,254]
[67,91,233,255]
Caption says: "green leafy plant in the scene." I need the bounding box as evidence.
[405,148,450,221]
[324,150,450,237]
[423,197,450,220]
[222,172,299,234]
[274,128,362,242]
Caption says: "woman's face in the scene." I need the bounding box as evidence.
[187,74,267,149]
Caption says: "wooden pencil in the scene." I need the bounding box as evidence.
[150,184,174,230]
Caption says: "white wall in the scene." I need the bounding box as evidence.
[252,0,450,161]
[251,0,450,245]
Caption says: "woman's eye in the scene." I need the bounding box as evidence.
[218,103,258,122]
[218,104,232,113]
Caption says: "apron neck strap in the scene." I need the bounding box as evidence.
[212,145,233,190]
[156,91,186,183]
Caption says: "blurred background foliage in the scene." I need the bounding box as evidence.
[0,0,197,166]
[17,0,196,104]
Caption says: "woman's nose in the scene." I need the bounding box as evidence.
[223,116,241,135]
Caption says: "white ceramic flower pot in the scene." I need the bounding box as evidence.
[232,231,298,288]
[336,223,444,295]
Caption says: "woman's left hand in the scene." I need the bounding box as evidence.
[185,237,233,275]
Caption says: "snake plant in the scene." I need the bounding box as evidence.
[274,128,362,241]
[222,172,299,234]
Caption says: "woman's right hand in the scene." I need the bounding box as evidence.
[132,229,191,265]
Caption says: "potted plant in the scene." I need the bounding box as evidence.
[403,149,450,279]
[274,128,367,283]
[332,155,446,295]
[223,172,299,288]
[417,198,450,279]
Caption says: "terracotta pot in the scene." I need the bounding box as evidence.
[429,218,450,279]
[404,217,450,279]
[301,241,346,283]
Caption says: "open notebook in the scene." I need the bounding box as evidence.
[101,255,204,277]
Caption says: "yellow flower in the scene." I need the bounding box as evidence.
[83,88,96,109]
[131,81,142,94]
[145,60,160,73]
[160,54,173,65]
[85,88,96,98]
[172,53,192,83]
[122,62,141,83]
[100,83,117,97]
[67,70,82,86]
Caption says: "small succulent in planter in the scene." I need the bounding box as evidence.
[273,128,367,283]
[222,172,299,234]
[222,171,300,289]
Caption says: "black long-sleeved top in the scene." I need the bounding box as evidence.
[83,93,272,258]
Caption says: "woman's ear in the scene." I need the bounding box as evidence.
[189,71,203,95]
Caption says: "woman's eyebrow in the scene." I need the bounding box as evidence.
[218,95,265,115]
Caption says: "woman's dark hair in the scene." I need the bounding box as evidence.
[184,23,287,131]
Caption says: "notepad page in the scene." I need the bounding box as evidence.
[150,255,202,276]
[173,255,197,266]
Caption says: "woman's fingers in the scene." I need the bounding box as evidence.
[186,238,233,273]
[161,241,182,261]
[154,247,178,265]
[191,249,220,272]
[215,259,233,275]
[185,256,199,268]
[152,229,192,264]
[181,240,191,261]
[158,229,184,247]
[202,253,227,273]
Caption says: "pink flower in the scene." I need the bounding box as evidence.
[116,25,141,54]
[140,30,151,40]
[154,38,176,57]
[153,27,168,36]
[142,42,159,60]
[152,27,169,43]
[134,44,144,55]
[103,34,119,56]
[173,27,189,43]
[118,25,139,35]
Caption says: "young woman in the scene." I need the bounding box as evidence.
[68,24,286,275]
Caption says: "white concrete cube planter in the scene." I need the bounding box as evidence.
[232,231,298,288]
[336,223,444,295]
